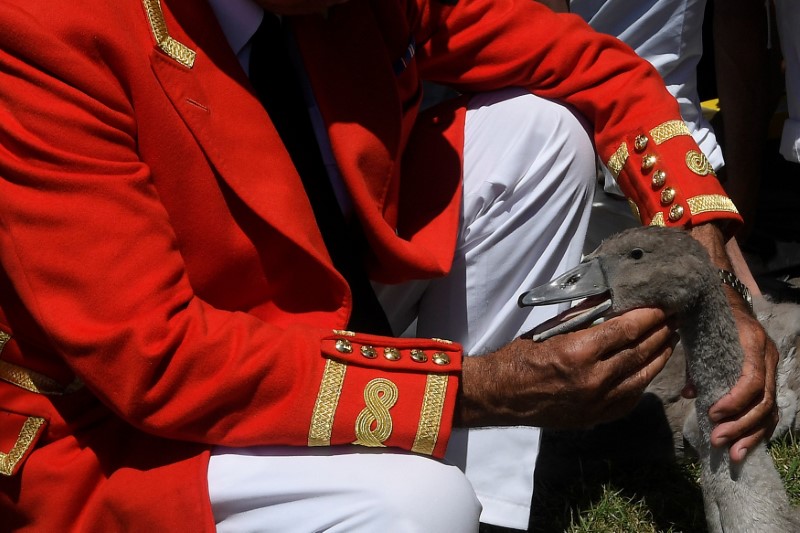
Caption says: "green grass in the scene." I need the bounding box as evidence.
[532,454,708,532]
[771,431,800,506]
[531,431,800,533]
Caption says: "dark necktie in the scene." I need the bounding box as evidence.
[248,14,393,335]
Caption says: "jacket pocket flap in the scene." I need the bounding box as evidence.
[0,410,46,476]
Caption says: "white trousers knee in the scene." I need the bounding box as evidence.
[207,88,596,532]
[378,88,596,529]
[208,447,481,533]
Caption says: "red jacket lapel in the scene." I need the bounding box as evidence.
[292,1,402,219]
[149,0,332,266]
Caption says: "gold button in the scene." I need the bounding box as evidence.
[634,134,648,151]
[651,170,667,188]
[432,352,451,366]
[642,154,657,171]
[669,204,685,221]
[335,339,353,354]
[660,187,676,205]
[360,345,377,359]
[410,349,428,363]
[383,347,401,361]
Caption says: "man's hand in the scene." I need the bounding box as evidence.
[706,305,779,461]
[689,222,779,462]
[455,308,677,428]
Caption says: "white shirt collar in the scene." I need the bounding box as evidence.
[207,0,264,57]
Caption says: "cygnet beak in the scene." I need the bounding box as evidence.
[517,259,613,341]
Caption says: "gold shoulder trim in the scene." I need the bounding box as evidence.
[687,195,739,216]
[0,332,82,395]
[607,143,629,178]
[411,374,448,455]
[308,359,347,447]
[650,120,691,145]
[649,211,665,227]
[0,416,46,476]
[142,0,196,68]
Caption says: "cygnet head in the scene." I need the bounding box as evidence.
[519,226,717,340]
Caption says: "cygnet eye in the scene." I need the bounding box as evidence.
[629,248,644,260]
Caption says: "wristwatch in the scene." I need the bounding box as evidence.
[718,269,754,312]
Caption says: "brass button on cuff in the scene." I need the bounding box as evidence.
[410,349,428,363]
[384,347,401,361]
[642,154,657,171]
[360,345,377,359]
[432,352,451,366]
[634,134,648,151]
[660,187,676,205]
[335,339,353,354]
[669,204,685,221]
[652,170,667,188]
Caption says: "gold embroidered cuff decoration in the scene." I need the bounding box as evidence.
[687,195,739,217]
[649,120,691,145]
[411,373,448,455]
[308,359,347,447]
[627,199,642,224]
[649,211,665,227]
[686,150,716,176]
[352,378,398,447]
[607,143,629,178]
[310,331,460,455]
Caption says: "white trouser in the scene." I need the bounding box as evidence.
[207,88,596,532]
[774,0,800,163]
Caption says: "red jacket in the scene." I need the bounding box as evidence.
[0,0,739,530]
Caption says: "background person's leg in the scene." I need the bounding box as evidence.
[774,0,800,163]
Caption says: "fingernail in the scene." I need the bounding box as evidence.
[738,448,748,461]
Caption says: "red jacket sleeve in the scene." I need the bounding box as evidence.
[413,0,741,232]
[0,3,458,458]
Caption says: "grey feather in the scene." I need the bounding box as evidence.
[520,226,800,533]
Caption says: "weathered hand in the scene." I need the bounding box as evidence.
[455,308,678,429]
[707,301,779,462]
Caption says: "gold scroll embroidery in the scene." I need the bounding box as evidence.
[142,0,196,68]
[0,416,46,476]
[352,379,398,447]
[649,120,691,145]
[687,195,740,216]
[308,359,347,447]
[607,143,629,178]
[686,150,716,176]
[411,374,448,455]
